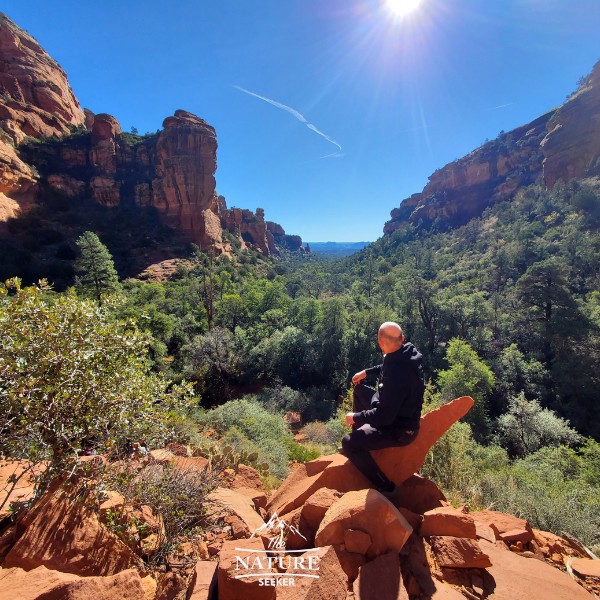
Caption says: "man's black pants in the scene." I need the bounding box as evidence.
[341,383,418,492]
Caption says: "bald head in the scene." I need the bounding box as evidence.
[378,321,404,353]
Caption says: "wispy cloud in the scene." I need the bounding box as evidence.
[235,85,342,155]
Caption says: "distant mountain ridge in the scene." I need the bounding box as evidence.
[307,241,370,257]
[385,60,600,234]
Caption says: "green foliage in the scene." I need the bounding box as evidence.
[437,338,494,441]
[497,392,582,457]
[195,398,292,477]
[74,231,121,305]
[0,279,194,494]
[476,446,599,548]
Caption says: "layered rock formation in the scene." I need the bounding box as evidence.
[385,60,600,234]
[0,11,86,220]
[0,13,300,277]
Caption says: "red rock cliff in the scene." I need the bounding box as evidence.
[0,13,85,200]
[385,60,600,234]
[0,14,297,261]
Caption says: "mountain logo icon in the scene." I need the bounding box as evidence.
[250,512,307,549]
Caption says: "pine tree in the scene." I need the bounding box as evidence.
[74,231,120,305]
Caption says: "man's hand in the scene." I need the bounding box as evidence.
[345,412,355,426]
[351,370,367,385]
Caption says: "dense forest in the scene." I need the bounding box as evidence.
[2,177,599,550]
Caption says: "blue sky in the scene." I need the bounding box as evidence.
[4,1,599,242]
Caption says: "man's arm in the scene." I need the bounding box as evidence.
[351,364,382,385]
[352,368,404,428]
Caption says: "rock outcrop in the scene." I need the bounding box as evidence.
[0,12,85,201]
[385,60,600,234]
[0,14,302,280]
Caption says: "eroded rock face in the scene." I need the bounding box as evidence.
[384,60,600,234]
[0,13,85,199]
[542,61,600,189]
[3,487,140,577]
[0,13,85,143]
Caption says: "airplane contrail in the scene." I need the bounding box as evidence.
[486,102,515,111]
[235,85,342,153]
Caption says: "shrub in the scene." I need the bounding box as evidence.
[300,421,339,446]
[101,460,221,565]
[0,279,194,497]
[496,392,582,457]
[195,399,292,477]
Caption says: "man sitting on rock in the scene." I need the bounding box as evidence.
[342,321,425,502]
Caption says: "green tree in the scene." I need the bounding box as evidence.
[437,338,494,441]
[74,231,120,305]
[0,279,193,496]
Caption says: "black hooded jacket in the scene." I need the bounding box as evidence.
[352,342,425,431]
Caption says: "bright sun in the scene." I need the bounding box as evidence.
[386,0,423,17]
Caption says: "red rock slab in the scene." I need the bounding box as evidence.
[470,510,533,544]
[217,538,275,600]
[479,539,595,599]
[0,566,147,600]
[431,580,467,599]
[267,397,473,517]
[429,536,492,569]
[420,507,477,539]
[187,560,218,600]
[397,474,447,514]
[3,487,140,577]
[353,551,408,600]
[277,545,348,600]
[315,489,412,560]
[398,507,423,531]
[571,558,600,579]
[234,487,268,510]
[498,528,534,544]
[208,487,265,535]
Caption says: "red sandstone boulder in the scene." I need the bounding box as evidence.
[187,560,218,600]
[3,487,141,576]
[479,539,595,599]
[278,545,347,600]
[217,537,276,600]
[470,510,534,544]
[428,536,492,569]
[352,551,407,600]
[315,489,412,559]
[231,464,265,492]
[267,397,473,517]
[0,566,149,600]
[344,529,372,555]
[420,506,477,539]
[233,487,268,511]
[396,474,447,514]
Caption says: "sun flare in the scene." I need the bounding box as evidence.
[386,0,423,17]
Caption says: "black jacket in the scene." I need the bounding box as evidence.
[353,342,425,431]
